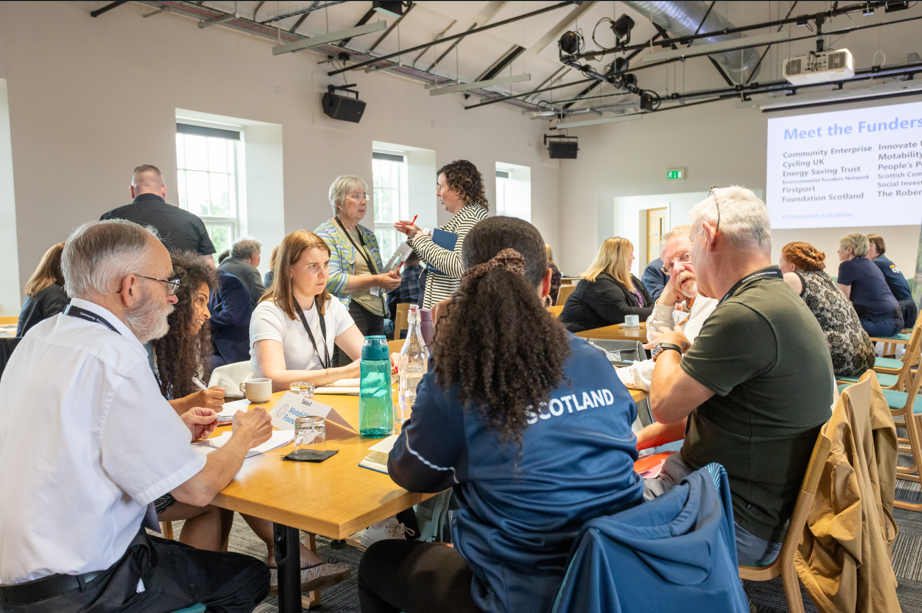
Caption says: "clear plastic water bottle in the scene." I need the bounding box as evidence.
[359,335,393,438]
[397,305,429,424]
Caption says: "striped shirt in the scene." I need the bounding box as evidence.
[412,204,489,308]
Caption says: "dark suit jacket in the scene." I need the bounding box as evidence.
[558,273,654,333]
[209,270,254,367]
[17,284,68,337]
[218,257,265,307]
[101,194,215,255]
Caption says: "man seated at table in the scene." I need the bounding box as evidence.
[617,224,717,392]
[0,219,273,613]
[645,186,833,566]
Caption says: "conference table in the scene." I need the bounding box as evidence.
[576,322,648,342]
[215,386,649,612]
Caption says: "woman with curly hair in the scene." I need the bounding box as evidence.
[394,159,489,308]
[780,242,876,377]
[358,216,643,613]
[152,252,350,592]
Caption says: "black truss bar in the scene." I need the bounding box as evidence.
[426,23,477,71]
[570,1,894,60]
[261,0,345,24]
[477,45,527,82]
[369,2,415,52]
[91,1,127,17]
[746,1,799,84]
[328,1,574,76]
[464,77,596,110]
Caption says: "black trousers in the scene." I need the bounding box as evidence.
[358,540,483,613]
[333,300,384,367]
[0,529,269,613]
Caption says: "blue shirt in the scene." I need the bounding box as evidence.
[642,258,669,301]
[388,334,644,613]
[837,256,900,320]
[872,255,913,302]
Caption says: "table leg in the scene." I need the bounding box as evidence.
[273,523,302,613]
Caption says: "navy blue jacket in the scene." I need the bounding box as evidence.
[641,258,669,302]
[388,334,644,613]
[209,270,254,367]
[552,465,749,613]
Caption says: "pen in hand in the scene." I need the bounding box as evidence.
[192,376,208,392]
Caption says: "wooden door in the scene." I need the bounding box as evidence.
[647,207,668,263]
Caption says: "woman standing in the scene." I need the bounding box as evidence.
[558,237,653,332]
[17,243,68,337]
[779,242,875,377]
[394,160,489,308]
[358,217,643,613]
[251,230,364,391]
[316,175,401,366]
[836,233,903,337]
[867,233,918,329]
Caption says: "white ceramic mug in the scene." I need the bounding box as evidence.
[624,314,640,327]
[240,378,272,403]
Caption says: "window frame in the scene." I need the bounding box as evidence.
[372,150,410,259]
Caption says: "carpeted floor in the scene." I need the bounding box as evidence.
[177,428,922,613]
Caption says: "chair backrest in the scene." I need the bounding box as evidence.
[387,338,405,355]
[895,324,922,390]
[394,303,410,340]
[556,284,576,307]
[739,420,831,581]
[0,337,22,382]
[547,305,564,318]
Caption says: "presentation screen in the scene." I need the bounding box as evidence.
[766,99,922,229]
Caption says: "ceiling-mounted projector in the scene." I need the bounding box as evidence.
[783,49,855,85]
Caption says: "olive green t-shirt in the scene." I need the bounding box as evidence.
[679,267,834,542]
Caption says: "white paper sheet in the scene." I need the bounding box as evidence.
[192,430,294,458]
[218,398,252,417]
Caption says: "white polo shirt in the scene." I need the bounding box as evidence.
[0,299,206,584]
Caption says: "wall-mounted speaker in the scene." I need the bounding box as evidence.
[322,92,366,123]
[548,140,578,159]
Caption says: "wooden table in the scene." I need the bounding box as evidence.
[220,386,648,612]
[576,323,647,342]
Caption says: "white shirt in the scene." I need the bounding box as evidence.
[250,297,355,375]
[617,297,718,391]
[0,299,206,584]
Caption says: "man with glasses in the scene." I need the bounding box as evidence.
[0,220,273,613]
[617,224,717,392]
[644,186,833,567]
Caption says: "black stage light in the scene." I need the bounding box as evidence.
[640,92,655,111]
[621,73,638,87]
[609,56,629,75]
[559,31,580,55]
[612,14,635,41]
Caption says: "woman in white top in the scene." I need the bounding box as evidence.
[250,229,364,391]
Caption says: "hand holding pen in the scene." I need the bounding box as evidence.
[394,214,421,239]
[191,376,226,409]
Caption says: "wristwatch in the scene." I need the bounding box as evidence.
[658,342,683,356]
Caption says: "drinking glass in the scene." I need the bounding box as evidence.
[292,416,326,460]
[290,381,315,399]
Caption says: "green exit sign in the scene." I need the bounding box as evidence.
[666,168,685,180]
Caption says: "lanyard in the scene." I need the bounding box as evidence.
[294,301,330,370]
[64,305,122,335]
[335,217,378,275]
[719,267,784,305]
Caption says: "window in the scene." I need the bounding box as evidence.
[495,163,531,222]
[175,123,244,257]
[372,151,409,258]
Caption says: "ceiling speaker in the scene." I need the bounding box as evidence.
[548,140,578,159]
[322,92,366,123]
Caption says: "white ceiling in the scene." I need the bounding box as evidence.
[132,1,922,113]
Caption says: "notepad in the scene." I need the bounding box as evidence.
[215,398,252,424]
[192,430,294,459]
[359,434,400,475]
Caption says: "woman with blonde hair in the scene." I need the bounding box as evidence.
[836,232,903,337]
[17,243,68,337]
[250,229,365,391]
[780,242,875,377]
[558,237,653,332]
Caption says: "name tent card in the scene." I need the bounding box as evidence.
[269,391,354,433]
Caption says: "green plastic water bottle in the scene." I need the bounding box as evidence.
[359,335,393,438]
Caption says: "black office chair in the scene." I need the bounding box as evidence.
[0,337,22,381]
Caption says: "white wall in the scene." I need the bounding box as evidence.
[0,80,21,315]
[558,95,922,279]
[0,1,559,308]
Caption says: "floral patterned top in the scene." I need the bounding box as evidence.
[796,269,876,377]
